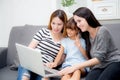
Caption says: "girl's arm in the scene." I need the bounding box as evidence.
[54,45,64,65]
[75,35,88,59]
[47,45,64,68]
[78,43,88,59]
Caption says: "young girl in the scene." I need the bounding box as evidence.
[47,17,89,80]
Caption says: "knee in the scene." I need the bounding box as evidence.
[75,70,81,74]
[22,76,29,80]
[61,74,71,80]
[17,71,30,80]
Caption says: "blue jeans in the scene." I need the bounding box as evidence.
[17,65,42,80]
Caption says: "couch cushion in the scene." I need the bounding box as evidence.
[104,24,120,51]
[0,66,18,80]
[0,48,7,68]
[7,25,47,67]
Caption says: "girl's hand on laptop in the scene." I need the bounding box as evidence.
[45,62,57,68]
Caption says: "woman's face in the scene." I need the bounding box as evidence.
[51,17,64,34]
[73,15,89,32]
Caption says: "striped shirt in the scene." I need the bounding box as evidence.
[33,28,61,63]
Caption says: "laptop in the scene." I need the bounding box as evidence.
[15,43,61,77]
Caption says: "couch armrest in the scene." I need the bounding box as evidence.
[0,47,8,69]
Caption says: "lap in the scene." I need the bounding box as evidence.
[17,66,31,80]
[17,65,60,80]
[86,62,120,80]
[17,65,42,80]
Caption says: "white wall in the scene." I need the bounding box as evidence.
[1,0,120,47]
[0,0,56,47]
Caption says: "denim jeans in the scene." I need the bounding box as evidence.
[17,65,61,80]
[17,65,42,80]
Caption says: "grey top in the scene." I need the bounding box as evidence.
[90,26,120,69]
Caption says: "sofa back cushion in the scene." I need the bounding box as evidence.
[7,25,47,66]
[104,24,120,51]
[6,24,120,67]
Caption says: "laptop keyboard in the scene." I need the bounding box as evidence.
[45,70,53,74]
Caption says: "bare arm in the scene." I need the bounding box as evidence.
[47,45,64,68]
[75,35,88,59]
[59,57,100,75]
[54,45,64,64]
[78,44,88,59]
[74,57,100,70]
[28,40,39,48]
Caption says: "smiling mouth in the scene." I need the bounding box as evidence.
[54,30,59,33]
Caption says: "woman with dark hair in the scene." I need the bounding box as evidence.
[59,7,120,80]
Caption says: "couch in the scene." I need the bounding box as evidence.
[0,25,45,80]
[0,24,120,80]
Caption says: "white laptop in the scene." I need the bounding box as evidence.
[15,43,61,77]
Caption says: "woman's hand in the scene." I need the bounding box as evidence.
[58,66,76,75]
[45,62,57,69]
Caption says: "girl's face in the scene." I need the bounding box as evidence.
[73,15,89,32]
[51,17,64,34]
[66,28,77,39]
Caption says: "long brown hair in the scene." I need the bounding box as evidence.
[48,9,68,37]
